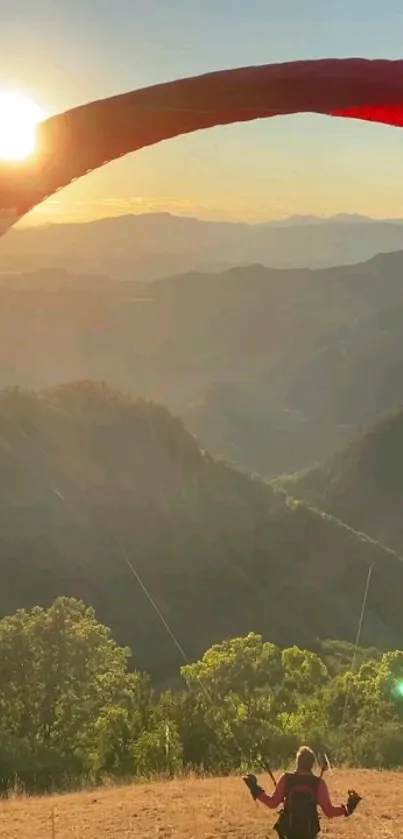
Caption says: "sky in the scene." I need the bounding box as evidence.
[3,0,403,225]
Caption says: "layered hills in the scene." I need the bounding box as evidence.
[2,250,403,476]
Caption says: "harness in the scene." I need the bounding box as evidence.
[274,772,321,839]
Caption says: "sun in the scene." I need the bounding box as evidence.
[0,91,45,162]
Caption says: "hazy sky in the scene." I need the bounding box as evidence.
[4,0,403,224]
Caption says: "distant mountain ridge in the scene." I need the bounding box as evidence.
[4,211,403,281]
[263,213,403,226]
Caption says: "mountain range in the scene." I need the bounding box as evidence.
[4,211,403,281]
[1,247,403,475]
[1,213,403,681]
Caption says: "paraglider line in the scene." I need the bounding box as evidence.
[122,549,191,666]
[336,561,376,761]
[120,545,261,772]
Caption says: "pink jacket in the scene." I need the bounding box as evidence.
[257,773,347,818]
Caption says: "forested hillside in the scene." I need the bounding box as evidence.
[0,381,402,684]
[276,406,403,553]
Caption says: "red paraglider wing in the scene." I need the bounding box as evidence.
[2,57,403,235]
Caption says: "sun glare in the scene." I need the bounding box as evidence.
[0,91,44,162]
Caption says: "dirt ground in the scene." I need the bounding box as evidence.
[0,769,402,839]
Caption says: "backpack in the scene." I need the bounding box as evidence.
[273,772,321,839]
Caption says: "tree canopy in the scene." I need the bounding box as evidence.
[1,598,403,794]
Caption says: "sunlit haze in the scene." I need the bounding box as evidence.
[3,0,403,225]
[0,91,44,161]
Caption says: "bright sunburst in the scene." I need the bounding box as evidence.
[0,91,44,162]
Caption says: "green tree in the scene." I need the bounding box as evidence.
[0,597,133,788]
[181,633,282,703]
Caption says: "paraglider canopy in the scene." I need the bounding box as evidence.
[2,57,403,236]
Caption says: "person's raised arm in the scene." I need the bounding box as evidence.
[243,773,286,809]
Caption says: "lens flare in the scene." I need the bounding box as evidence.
[392,680,403,700]
[0,91,44,161]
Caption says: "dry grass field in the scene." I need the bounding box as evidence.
[0,770,402,839]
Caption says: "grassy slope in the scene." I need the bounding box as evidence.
[0,770,398,839]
